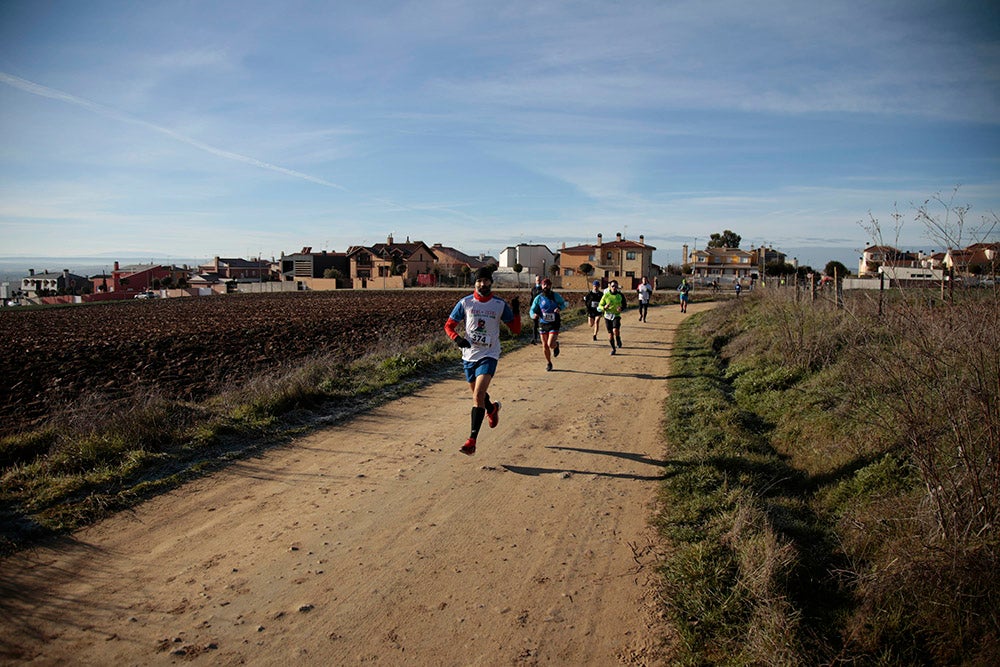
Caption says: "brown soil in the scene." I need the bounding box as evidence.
[0,301,709,666]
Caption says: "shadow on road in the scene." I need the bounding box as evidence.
[502,446,694,482]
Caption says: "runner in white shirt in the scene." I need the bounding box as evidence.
[444,268,521,455]
[636,276,653,322]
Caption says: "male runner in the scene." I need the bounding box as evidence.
[444,268,521,455]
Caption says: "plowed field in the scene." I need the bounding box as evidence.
[0,290,524,437]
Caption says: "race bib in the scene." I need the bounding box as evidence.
[604,311,617,321]
[541,312,556,323]
[469,331,492,346]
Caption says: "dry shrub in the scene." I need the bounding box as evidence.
[847,296,999,543]
[835,292,1000,662]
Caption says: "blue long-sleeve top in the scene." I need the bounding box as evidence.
[529,291,567,320]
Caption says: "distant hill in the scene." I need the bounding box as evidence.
[0,256,207,284]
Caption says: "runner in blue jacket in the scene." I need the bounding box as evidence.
[528,277,567,372]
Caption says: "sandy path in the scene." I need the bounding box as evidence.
[1,300,709,666]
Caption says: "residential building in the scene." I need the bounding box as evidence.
[879,266,945,284]
[95,261,188,294]
[198,256,273,282]
[495,244,558,285]
[21,268,89,298]
[922,252,947,270]
[946,243,1000,276]
[858,245,920,277]
[559,233,656,290]
[429,244,492,286]
[279,247,350,281]
[347,235,438,288]
[748,245,788,276]
[685,245,753,284]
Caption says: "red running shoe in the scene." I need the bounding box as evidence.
[460,437,477,455]
[487,401,501,429]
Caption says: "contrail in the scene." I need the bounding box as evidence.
[1,71,348,191]
[0,71,486,223]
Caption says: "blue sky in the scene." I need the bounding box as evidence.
[1,0,998,270]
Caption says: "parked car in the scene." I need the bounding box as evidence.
[134,291,157,299]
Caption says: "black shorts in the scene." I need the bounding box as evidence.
[538,313,561,334]
[603,314,621,332]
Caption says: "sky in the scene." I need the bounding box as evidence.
[1,0,999,271]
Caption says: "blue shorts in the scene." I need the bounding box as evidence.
[463,357,499,382]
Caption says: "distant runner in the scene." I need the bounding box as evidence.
[584,280,603,340]
[444,268,521,455]
[529,275,543,344]
[678,278,691,313]
[636,276,653,322]
[597,279,626,355]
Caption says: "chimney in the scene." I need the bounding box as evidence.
[63,269,69,279]
[114,261,119,271]
[387,234,394,244]
[29,268,35,276]
[616,232,622,242]
[683,244,689,263]
[597,233,603,248]
[639,235,644,244]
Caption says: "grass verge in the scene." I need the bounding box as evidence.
[658,288,999,665]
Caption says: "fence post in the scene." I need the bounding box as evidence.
[835,267,844,310]
[879,270,884,317]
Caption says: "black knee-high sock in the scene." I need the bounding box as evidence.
[470,406,486,438]
[484,393,493,412]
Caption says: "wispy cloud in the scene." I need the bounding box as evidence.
[0,72,350,192]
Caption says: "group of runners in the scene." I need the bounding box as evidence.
[444,268,685,455]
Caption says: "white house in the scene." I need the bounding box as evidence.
[494,243,557,286]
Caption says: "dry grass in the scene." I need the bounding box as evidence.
[659,284,999,665]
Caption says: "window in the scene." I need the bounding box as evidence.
[626,251,636,260]
[625,271,635,278]
[606,252,613,260]
[564,268,575,276]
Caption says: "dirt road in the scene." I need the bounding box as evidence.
[1,301,709,666]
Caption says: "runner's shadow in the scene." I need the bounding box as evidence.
[502,447,692,481]
[550,368,672,380]
[547,445,666,466]
[501,464,667,481]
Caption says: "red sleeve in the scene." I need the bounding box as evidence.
[444,317,461,341]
